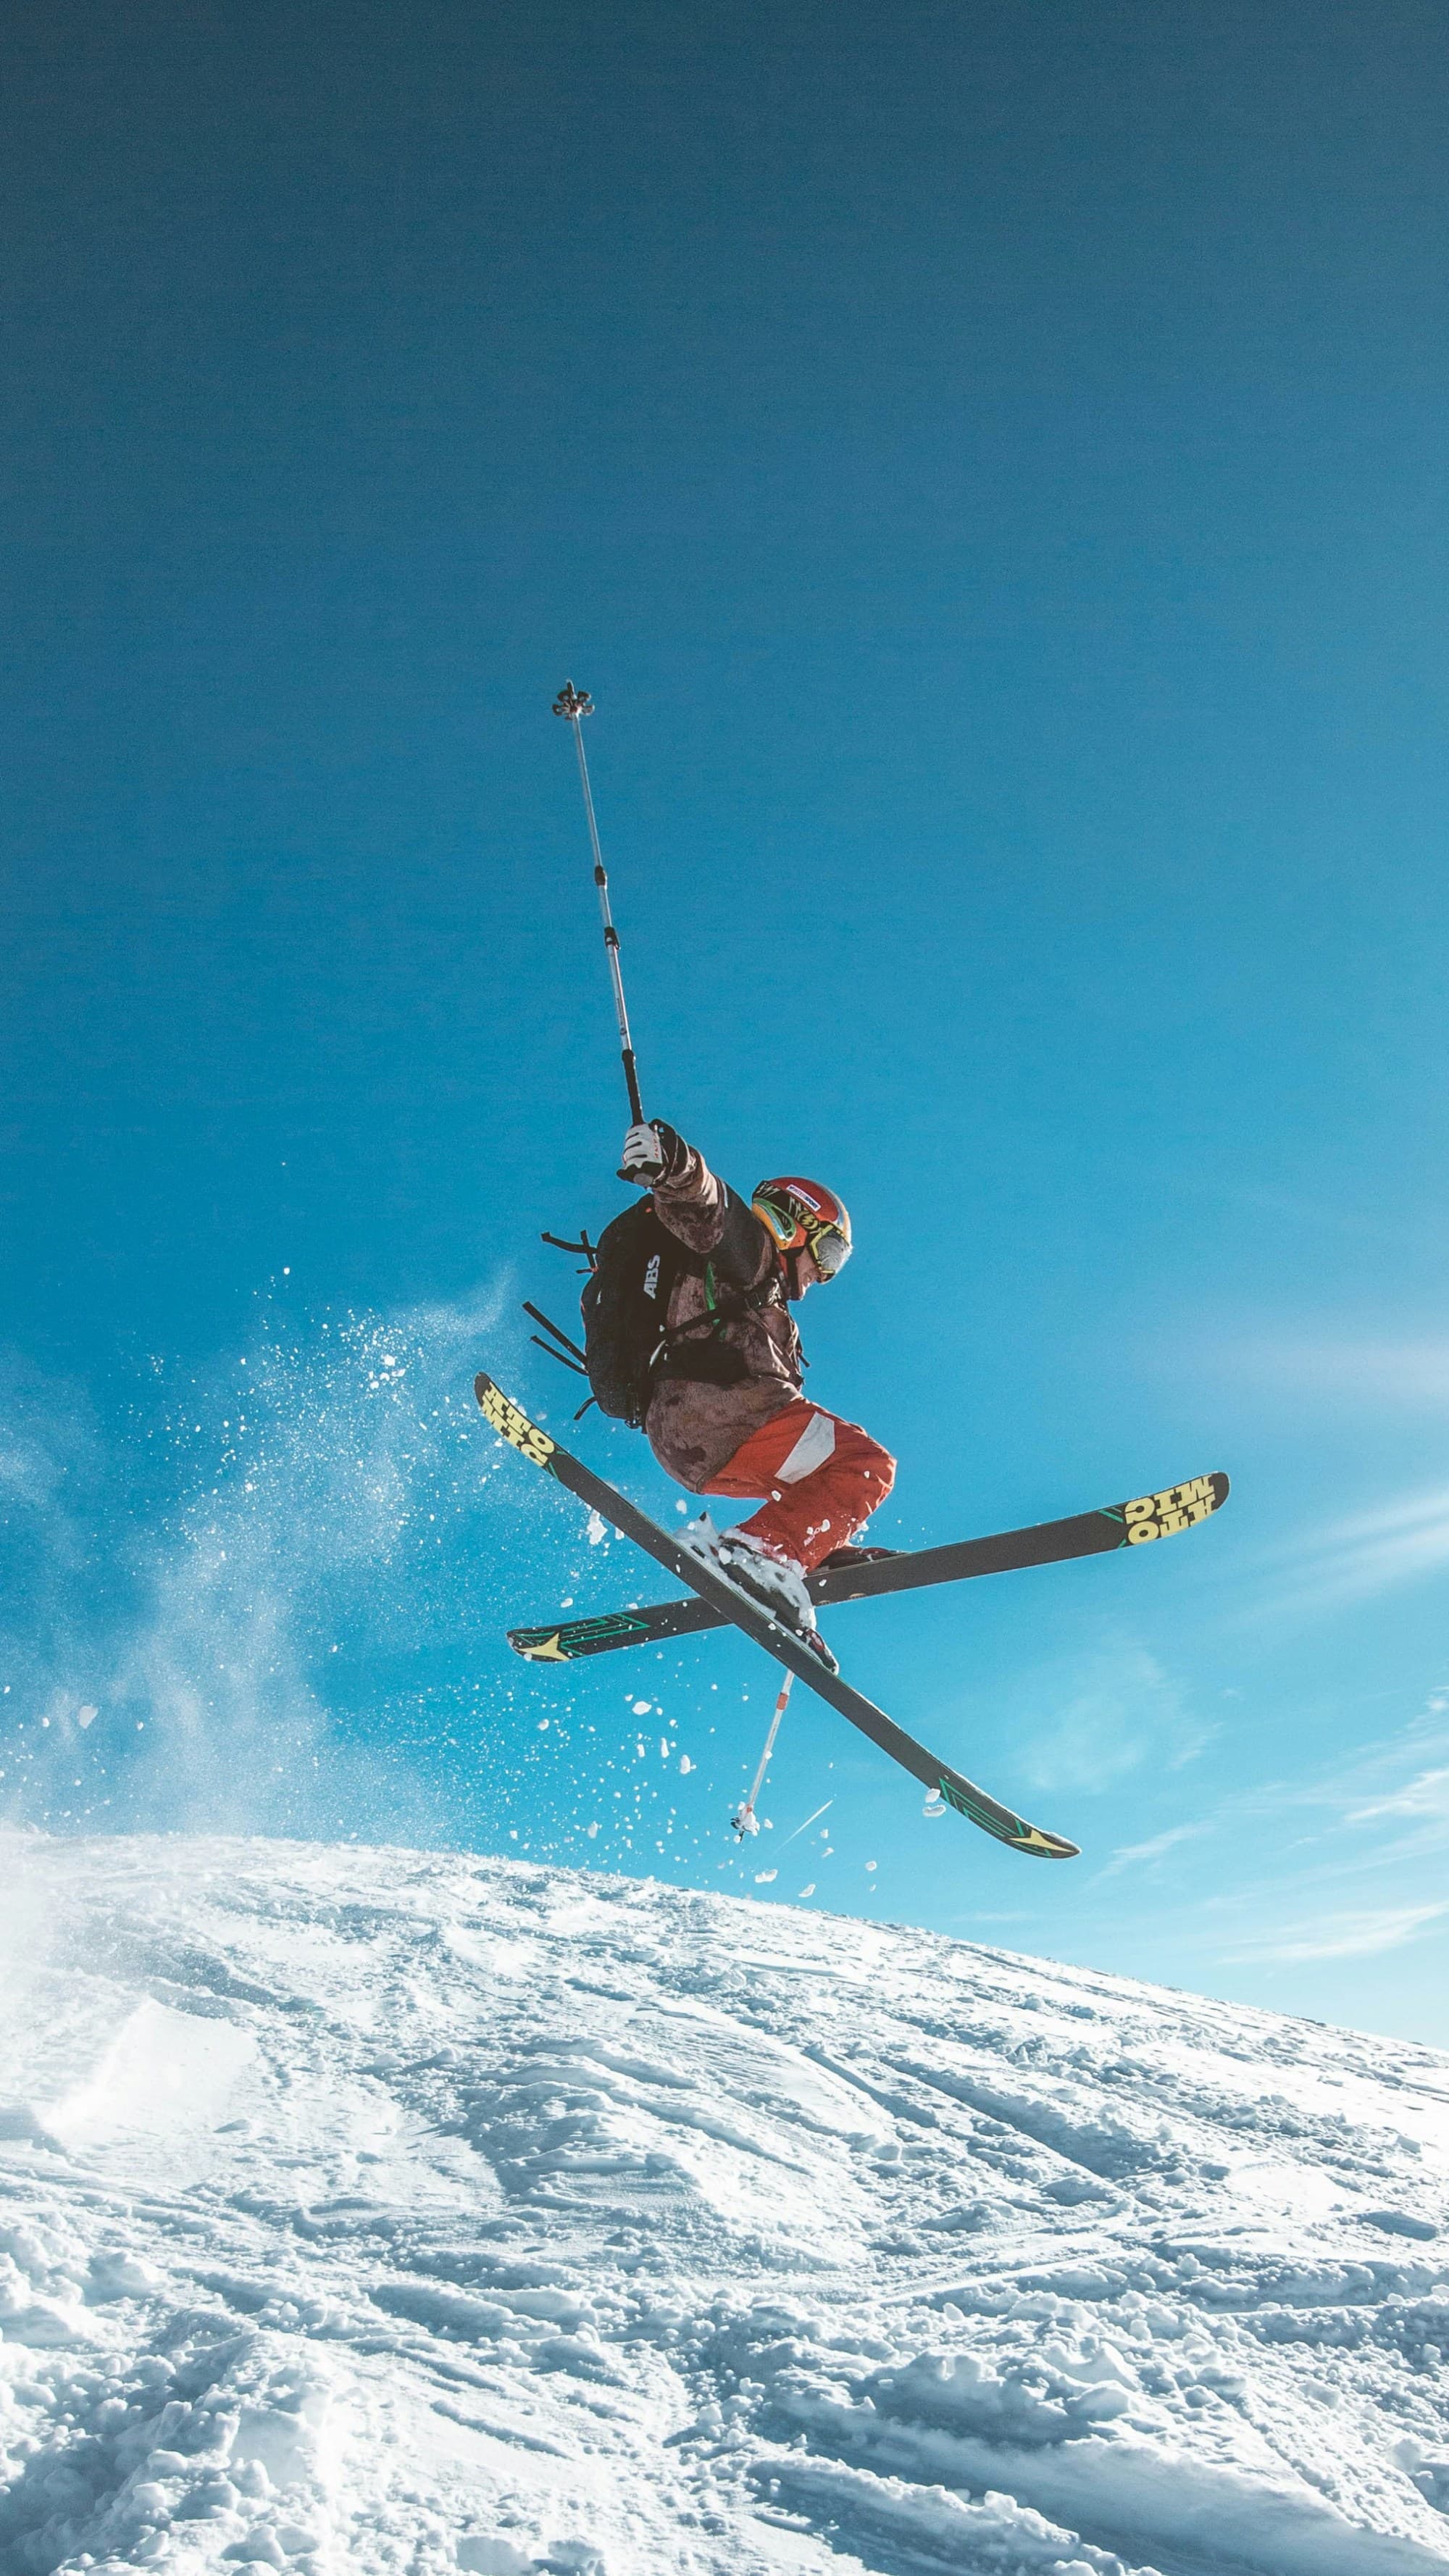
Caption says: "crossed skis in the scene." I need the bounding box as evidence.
[477,1371,1229,1862]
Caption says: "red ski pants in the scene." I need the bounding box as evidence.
[701,1401,895,1574]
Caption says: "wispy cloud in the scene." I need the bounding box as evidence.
[1095,1822,1210,1880]
[1114,1688,1449,1983]
[1202,1688,1449,1854]
[1221,1900,1449,1966]
[1255,1487,1449,1621]
[1345,1767,1449,1829]
[1020,1641,1214,1793]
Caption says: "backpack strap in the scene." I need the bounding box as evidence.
[524,1301,590,1375]
[652,1252,806,1380]
[661,1256,778,1346]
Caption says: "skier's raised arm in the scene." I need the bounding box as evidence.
[619,1120,771,1289]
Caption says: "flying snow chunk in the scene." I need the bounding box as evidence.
[586,1509,607,1546]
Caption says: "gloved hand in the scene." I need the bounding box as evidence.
[619,1120,685,1184]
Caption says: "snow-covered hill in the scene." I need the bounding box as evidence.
[1,1836,1447,2576]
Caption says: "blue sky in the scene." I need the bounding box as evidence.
[3,1,1448,2044]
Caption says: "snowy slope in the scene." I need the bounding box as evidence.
[1,1835,1447,2576]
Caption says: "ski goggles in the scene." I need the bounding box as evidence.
[806,1220,852,1277]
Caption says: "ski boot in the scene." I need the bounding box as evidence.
[680,1517,839,1674]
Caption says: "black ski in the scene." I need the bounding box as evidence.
[476,1372,1079,1861]
[507,1470,1230,1664]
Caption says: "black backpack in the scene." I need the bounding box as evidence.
[579,1200,685,1427]
[575,1198,780,1427]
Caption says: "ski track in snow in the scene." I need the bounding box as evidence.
[1,1835,1447,2576]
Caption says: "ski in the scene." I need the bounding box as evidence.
[507,1470,1230,1664]
[476,1372,1080,1860]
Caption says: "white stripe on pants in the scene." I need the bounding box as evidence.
[774,1409,837,1485]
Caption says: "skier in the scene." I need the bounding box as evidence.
[619,1118,895,1668]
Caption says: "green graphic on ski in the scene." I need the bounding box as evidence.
[475,1371,1079,1861]
[508,1471,1229,1663]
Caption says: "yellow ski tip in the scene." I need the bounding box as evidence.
[1122,1471,1228,1545]
[1017,1825,1081,1859]
[475,1373,557,1468]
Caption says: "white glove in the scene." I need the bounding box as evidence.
[619,1120,666,1181]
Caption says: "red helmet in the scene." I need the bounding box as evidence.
[751,1176,853,1277]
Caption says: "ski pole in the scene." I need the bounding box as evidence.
[552,681,644,1123]
[731,1669,794,1839]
